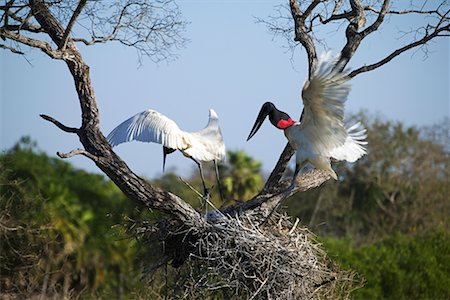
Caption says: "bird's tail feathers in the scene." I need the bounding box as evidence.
[330,122,367,162]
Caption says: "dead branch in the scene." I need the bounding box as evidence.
[40,114,78,133]
[224,170,331,221]
[59,0,87,50]
[0,28,64,59]
[264,143,296,191]
[57,149,98,161]
[289,0,318,76]
[349,0,366,30]
[0,43,23,54]
[347,22,450,78]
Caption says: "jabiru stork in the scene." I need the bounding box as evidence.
[247,52,367,189]
[107,108,226,199]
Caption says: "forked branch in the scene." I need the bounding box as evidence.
[59,0,87,50]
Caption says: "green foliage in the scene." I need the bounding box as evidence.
[322,230,450,299]
[0,137,144,298]
[219,150,263,201]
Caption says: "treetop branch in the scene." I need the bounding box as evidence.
[347,22,450,78]
[360,0,390,38]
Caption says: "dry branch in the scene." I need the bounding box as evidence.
[59,0,87,50]
[40,114,78,133]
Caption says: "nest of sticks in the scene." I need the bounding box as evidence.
[130,207,360,299]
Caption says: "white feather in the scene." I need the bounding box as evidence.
[329,122,367,162]
[284,52,367,179]
[300,52,350,156]
[107,108,225,162]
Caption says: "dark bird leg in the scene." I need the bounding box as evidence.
[213,160,225,202]
[162,146,176,172]
[190,157,210,213]
[189,157,209,198]
[287,162,302,192]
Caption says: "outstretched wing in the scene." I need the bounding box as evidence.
[107,109,191,150]
[300,52,350,156]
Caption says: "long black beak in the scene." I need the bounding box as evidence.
[247,104,271,141]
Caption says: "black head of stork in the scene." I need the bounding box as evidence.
[247,102,296,141]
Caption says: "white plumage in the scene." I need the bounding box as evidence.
[287,52,367,179]
[247,52,367,183]
[107,108,225,162]
[107,108,226,197]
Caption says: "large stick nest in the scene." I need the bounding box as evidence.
[131,209,360,299]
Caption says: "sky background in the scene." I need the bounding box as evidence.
[1,1,449,179]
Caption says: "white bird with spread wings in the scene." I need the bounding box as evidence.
[107,108,226,198]
[247,52,367,187]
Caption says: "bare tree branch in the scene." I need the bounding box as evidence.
[302,0,322,21]
[0,43,23,54]
[348,22,450,78]
[332,0,345,15]
[360,0,389,38]
[225,170,331,218]
[349,0,366,29]
[263,144,295,191]
[337,0,390,68]
[59,0,87,50]
[57,148,98,160]
[0,28,64,59]
[365,6,446,16]
[289,0,318,76]
[40,114,78,133]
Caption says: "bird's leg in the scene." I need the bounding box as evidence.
[285,162,302,193]
[213,160,225,202]
[197,161,210,214]
[198,162,209,197]
[189,157,210,205]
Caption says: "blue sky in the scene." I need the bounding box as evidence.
[1,1,449,179]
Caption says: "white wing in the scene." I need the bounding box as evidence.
[329,122,367,162]
[107,109,192,151]
[300,52,350,156]
[184,109,226,162]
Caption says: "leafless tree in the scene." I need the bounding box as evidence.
[2,0,448,298]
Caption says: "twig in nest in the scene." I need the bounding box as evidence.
[178,177,225,219]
